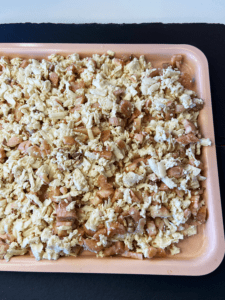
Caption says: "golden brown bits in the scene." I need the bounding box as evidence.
[129,107,141,123]
[176,133,199,145]
[150,205,170,218]
[91,102,100,109]
[175,188,185,198]
[90,196,103,206]
[107,222,126,237]
[83,239,104,252]
[155,218,165,231]
[39,173,50,185]
[56,200,77,222]
[130,190,143,203]
[133,118,141,133]
[182,119,196,134]
[68,75,76,84]
[70,80,85,93]
[125,216,135,233]
[189,159,204,170]
[66,64,76,73]
[76,134,88,143]
[7,136,23,147]
[101,130,111,142]
[45,186,61,202]
[116,139,126,149]
[24,92,30,99]
[48,64,54,72]
[74,127,88,135]
[190,195,200,216]
[184,208,191,219]
[93,228,107,241]
[145,99,152,109]
[20,59,30,68]
[70,97,85,113]
[49,72,59,87]
[97,174,113,190]
[109,117,125,127]
[191,188,204,196]
[120,100,132,118]
[70,105,81,113]
[96,189,115,199]
[120,54,130,63]
[128,207,141,223]
[62,136,76,145]
[134,133,144,143]
[60,187,68,194]
[103,241,125,257]
[0,241,9,259]
[0,234,8,241]
[155,248,167,258]
[14,104,23,122]
[53,222,69,238]
[111,189,123,203]
[40,140,51,156]
[146,246,157,259]
[27,145,42,158]
[149,68,161,77]
[18,140,32,153]
[83,225,96,237]
[92,127,101,137]
[94,150,112,160]
[77,68,86,74]
[146,221,157,237]
[114,206,123,214]
[133,157,148,164]
[75,95,85,105]
[135,218,146,234]
[196,206,207,224]
[167,166,184,178]
[77,227,85,237]
[0,148,6,163]
[71,245,82,256]
[125,162,139,172]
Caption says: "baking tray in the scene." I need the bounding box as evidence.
[0,44,224,275]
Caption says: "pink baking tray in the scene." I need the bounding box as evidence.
[0,44,224,275]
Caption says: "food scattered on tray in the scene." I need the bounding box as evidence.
[0,51,211,261]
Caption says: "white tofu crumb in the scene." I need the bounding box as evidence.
[73,169,89,192]
[123,172,144,187]
[200,138,211,146]
[107,50,115,57]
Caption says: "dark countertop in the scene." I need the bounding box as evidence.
[0,23,224,300]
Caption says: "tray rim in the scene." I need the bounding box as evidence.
[0,43,224,276]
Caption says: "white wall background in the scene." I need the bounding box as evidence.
[0,0,225,24]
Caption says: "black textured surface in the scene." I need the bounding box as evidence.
[0,23,224,300]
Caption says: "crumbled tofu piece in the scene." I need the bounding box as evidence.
[73,169,89,192]
[123,172,144,187]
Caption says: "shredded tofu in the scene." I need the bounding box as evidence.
[0,52,210,261]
